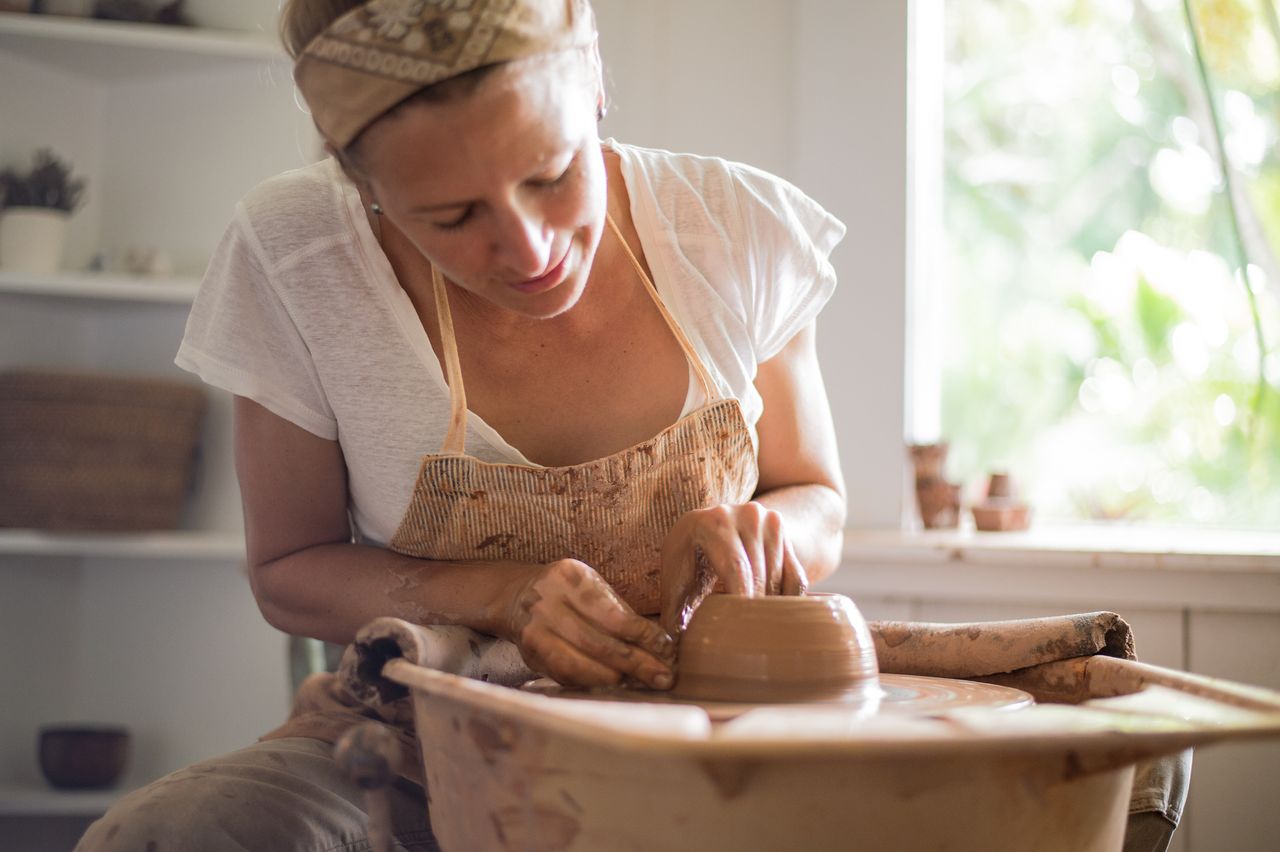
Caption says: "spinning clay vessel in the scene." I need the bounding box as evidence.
[672,593,880,704]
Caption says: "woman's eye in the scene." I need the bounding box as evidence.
[433,207,473,231]
[531,158,576,188]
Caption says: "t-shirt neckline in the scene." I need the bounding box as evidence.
[334,146,701,468]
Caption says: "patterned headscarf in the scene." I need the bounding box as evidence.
[295,0,597,148]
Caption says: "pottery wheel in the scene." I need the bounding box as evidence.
[522,674,1034,722]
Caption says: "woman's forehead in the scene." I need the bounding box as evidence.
[365,58,594,193]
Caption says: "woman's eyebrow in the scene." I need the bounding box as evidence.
[407,199,472,213]
[404,147,574,214]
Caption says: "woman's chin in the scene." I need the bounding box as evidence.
[501,273,587,320]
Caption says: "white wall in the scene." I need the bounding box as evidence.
[596,0,911,527]
[100,60,314,274]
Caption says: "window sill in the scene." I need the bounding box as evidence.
[824,524,1280,613]
[842,524,1280,572]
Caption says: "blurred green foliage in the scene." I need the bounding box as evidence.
[941,0,1279,527]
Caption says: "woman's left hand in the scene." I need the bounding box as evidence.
[658,502,808,639]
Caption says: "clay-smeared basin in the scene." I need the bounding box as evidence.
[672,593,879,704]
[355,613,1280,852]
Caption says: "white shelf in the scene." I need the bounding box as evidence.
[0,270,201,303]
[0,784,124,817]
[0,528,244,560]
[0,11,284,78]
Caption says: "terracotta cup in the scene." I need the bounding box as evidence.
[986,472,1015,499]
[672,593,880,704]
[908,442,947,480]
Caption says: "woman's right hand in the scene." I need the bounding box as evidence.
[498,559,676,690]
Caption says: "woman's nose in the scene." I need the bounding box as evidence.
[491,203,553,277]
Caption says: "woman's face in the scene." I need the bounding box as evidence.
[356,53,605,320]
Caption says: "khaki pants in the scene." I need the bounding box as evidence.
[76,738,438,852]
[77,738,1190,852]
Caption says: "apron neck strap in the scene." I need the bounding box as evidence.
[430,264,470,455]
[603,213,719,403]
[429,212,720,456]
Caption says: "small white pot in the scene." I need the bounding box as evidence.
[0,207,70,275]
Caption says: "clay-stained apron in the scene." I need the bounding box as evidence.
[262,213,759,773]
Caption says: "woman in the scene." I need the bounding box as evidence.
[78,1,845,848]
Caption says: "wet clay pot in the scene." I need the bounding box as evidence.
[671,593,880,704]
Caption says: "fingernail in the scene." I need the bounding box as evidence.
[653,672,673,690]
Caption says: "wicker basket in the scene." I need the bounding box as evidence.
[0,370,207,532]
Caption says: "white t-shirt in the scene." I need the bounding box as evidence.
[176,140,845,547]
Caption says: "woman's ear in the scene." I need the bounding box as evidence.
[589,40,607,121]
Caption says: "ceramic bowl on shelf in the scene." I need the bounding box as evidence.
[671,593,880,704]
[38,725,131,790]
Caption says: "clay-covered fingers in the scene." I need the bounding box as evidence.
[518,628,628,687]
[554,613,674,689]
[760,506,787,596]
[695,502,793,597]
[659,504,810,635]
[688,505,757,594]
[577,590,677,666]
[506,558,675,689]
[780,537,809,596]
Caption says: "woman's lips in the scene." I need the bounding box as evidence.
[508,246,571,294]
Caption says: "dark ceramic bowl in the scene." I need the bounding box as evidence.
[38,725,131,790]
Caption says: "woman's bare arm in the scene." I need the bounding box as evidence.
[750,320,847,584]
[233,396,673,685]
[234,395,520,643]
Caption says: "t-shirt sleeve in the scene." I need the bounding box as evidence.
[175,206,338,440]
[729,163,846,363]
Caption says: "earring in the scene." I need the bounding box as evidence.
[370,202,383,215]
[596,103,607,122]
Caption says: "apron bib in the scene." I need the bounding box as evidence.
[389,213,758,614]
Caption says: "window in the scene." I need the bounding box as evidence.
[913,0,1279,528]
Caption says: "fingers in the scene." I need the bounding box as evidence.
[660,504,809,633]
[660,549,717,638]
[761,507,785,596]
[688,506,755,595]
[555,613,673,689]
[516,559,675,690]
[520,629,624,687]
[695,503,789,597]
[780,537,809,596]
[584,593,676,665]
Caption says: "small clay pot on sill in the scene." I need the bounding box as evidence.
[908,443,962,530]
[916,479,962,529]
[971,499,1032,532]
